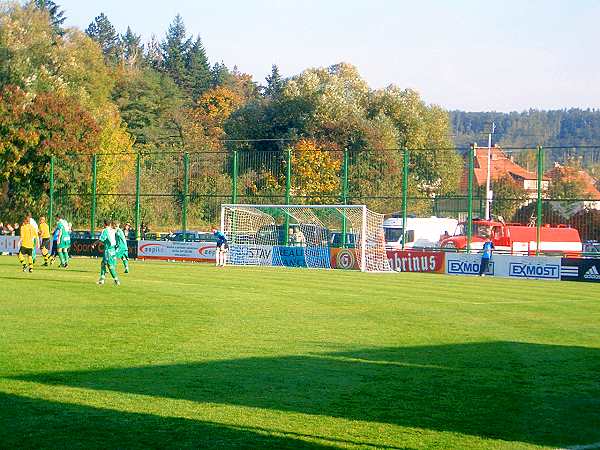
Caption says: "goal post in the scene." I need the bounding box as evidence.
[220,204,391,272]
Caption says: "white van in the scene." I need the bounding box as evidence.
[383,216,458,249]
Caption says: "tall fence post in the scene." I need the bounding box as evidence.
[182,152,189,234]
[284,147,292,245]
[536,145,543,256]
[134,153,141,240]
[90,154,97,237]
[231,150,238,203]
[401,147,409,250]
[49,155,55,228]
[467,143,475,254]
[341,148,349,247]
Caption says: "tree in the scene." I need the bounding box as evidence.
[85,13,122,64]
[31,0,65,35]
[0,85,101,219]
[161,14,192,88]
[264,64,284,98]
[548,164,588,199]
[211,61,232,87]
[112,68,185,148]
[290,139,341,202]
[121,26,144,69]
[488,176,529,221]
[184,36,211,99]
[181,85,244,150]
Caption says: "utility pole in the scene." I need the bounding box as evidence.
[485,122,496,220]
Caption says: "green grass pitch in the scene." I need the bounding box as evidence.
[0,255,599,449]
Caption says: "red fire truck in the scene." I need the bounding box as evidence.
[439,219,582,254]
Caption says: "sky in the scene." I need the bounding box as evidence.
[56,0,600,112]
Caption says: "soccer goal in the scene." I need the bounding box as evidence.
[220,204,391,272]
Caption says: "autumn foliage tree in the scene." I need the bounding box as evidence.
[0,85,100,219]
[290,139,341,202]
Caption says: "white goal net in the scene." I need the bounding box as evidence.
[220,204,391,272]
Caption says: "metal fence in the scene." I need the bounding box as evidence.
[43,144,600,252]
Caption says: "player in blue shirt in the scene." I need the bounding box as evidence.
[49,223,60,265]
[479,238,494,276]
[212,227,228,267]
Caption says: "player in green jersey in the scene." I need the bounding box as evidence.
[93,220,120,286]
[55,214,71,268]
[114,221,130,273]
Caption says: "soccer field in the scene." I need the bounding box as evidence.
[0,256,599,449]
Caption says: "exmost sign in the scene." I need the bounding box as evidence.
[447,259,494,276]
[509,262,560,279]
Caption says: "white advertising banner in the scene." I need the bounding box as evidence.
[445,253,562,280]
[0,236,21,253]
[137,240,216,262]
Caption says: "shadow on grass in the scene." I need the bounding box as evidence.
[0,393,349,449]
[11,342,600,448]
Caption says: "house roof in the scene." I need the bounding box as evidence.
[544,163,600,200]
[459,146,548,191]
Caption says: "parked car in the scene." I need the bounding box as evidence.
[165,231,216,242]
[330,231,357,248]
[583,240,600,254]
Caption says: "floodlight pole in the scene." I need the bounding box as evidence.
[485,122,495,220]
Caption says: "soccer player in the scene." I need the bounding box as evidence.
[93,220,120,286]
[38,216,51,266]
[212,227,228,267]
[55,214,71,268]
[49,222,60,265]
[479,237,494,277]
[18,217,36,272]
[114,221,130,273]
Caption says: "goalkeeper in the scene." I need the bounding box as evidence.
[114,221,130,273]
[212,227,228,267]
[93,220,120,286]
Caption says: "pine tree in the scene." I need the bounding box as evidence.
[86,13,122,64]
[211,62,232,87]
[160,14,192,88]
[185,36,211,100]
[31,0,66,35]
[144,34,163,69]
[121,26,144,69]
[264,64,284,98]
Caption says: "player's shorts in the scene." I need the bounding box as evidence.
[57,237,71,249]
[116,245,128,259]
[41,238,50,249]
[19,246,33,256]
[216,241,229,251]
[103,248,117,267]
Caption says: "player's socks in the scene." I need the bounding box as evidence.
[123,259,129,273]
[42,248,50,266]
[58,252,65,266]
[28,256,33,272]
[18,252,25,266]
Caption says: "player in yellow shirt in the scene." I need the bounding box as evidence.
[38,216,51,266]
[18,217,36,273]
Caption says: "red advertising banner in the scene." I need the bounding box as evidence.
[386,250,445,273]
[330,248,359,270]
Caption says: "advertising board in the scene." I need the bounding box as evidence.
[138,240,216,262]
[561,258,600,283]
[387,250,445,273]
[445,253,561,280]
